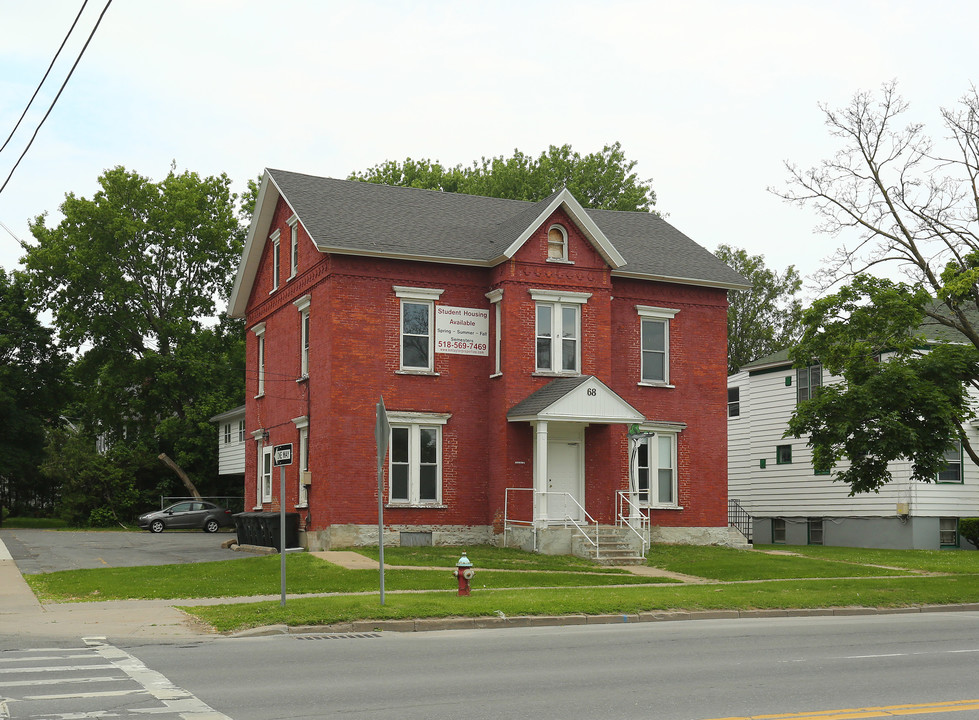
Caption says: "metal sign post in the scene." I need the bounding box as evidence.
[273,443,293,607]
[375,397,390,605]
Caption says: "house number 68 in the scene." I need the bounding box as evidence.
[586,388,597,396]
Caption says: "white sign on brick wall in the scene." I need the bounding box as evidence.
[435,305,489,356]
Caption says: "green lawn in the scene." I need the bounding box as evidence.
[24,552,674,602]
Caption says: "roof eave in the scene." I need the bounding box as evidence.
[610,269,752,291]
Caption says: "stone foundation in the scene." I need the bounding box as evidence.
[299,524,494,551]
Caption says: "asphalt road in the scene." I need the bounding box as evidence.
[0,527,246,574]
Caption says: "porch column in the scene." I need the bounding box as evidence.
[533,420,548,526]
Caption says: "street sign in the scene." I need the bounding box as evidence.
[273,444,293,466]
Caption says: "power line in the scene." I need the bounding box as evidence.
[0,0,113,199]
[0,0,90,156]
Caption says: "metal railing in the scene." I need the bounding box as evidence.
[503,488,602,559]
[615,491,650,557]
[728,497,752,543]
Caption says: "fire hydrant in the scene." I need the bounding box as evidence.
[453,552,475,596]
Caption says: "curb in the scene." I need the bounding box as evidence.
[229,602,979,638]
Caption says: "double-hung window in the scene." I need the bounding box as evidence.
[796,363,822,403]
[294,416,309,507]
[260,444,273,503]
[223,423,231,444]
[637,305,679,385]
[294,295,311,379]
[728,387,740,417]
[270,230,281,292]
[937,441,962,483]
[252,322,266,397]
[531,289,589,374]
[632,425,682,508]
[395,287,444,372]
[288,215,299,279]
[238,419,246,442]
[387,412,450,505]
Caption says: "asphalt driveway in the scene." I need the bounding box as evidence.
[0,528,247,574]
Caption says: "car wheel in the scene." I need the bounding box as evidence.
[150,519,165,533]
[204,519,219,533]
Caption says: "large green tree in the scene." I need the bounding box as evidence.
[715,244,803,374]
[22,165,246,519]
[775,82,979,493]
[350,142,657,212]
[0,268,68,516]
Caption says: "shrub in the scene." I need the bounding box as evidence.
[959,518,979,549]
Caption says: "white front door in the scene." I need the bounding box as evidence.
[546,440,582,521]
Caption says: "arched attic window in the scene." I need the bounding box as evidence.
[547,224,569,262]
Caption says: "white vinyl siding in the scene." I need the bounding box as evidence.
[215,409,246,476]
[728,365,979,521]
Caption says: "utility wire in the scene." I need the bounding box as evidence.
[0,0,90,156]
[0,0,113,199]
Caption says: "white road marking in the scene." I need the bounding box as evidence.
[83,637,231,718]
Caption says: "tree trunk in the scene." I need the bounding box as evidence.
[158,453,202,500]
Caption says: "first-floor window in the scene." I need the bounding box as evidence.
[298,425,309,506]
[776,444,792,464]
[940,517,959,547]
[261,445,273,503]
[634,433,677,506]
[387,411,450,505]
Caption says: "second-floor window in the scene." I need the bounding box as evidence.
[394,287,444,373]
[531,289,589,374]
[637,306,679,385]
[796,363,822,403]
[728,387,740,417]
[937,441,962,483]
[288,215,299,279]
[295,295,311,379]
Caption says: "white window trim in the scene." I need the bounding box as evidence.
[530,289,589,376]
[287,214,299,279]
[261,445,273,503]
[395,286,444,374]
[387,411,450,507]
[294,295,311,380]
[293,415,309,507]
[238,419,246,443]
[252,429,268,509]
[223,423,231,444]
[632,421,684,510]
[486,289,503,377]
[637,305,679,387]
[546,224,572,263]
[270,230,281,293]
[252,322,266,397]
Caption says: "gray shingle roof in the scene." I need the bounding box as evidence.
[506,376,593,418]
[267,169,747,288]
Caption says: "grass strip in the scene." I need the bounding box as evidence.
[182,574,979,633]
[753,544,979,574]
[646,544,908,580]
[24,554,674,602]
[351,544,627,572]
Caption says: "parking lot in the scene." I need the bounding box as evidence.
[0,527,247,574]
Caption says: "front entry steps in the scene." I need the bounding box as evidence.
[572,525,645,566]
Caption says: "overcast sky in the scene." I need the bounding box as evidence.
[2,1,977,300]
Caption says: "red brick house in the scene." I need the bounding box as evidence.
[228,169,748,555]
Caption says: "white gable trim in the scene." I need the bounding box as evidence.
[508,376,645,424]
[499,189,626,269]
[229,170,299,318]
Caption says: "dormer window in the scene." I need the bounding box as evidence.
[547,225,569,262]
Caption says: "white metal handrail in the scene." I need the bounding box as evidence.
[503,488,602,558]
[616,491,650,555]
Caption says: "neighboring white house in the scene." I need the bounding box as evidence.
[210,405,246,477]
[728,351,979,550]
